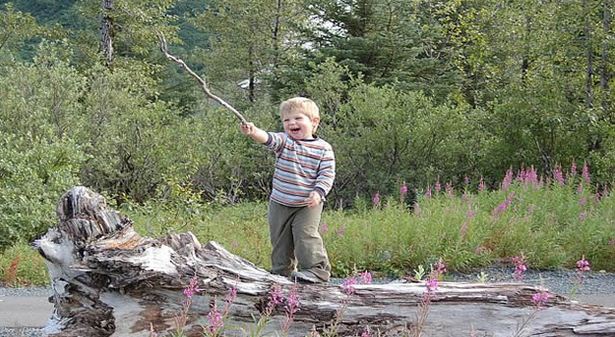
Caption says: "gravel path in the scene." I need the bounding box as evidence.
[2,268,614,337]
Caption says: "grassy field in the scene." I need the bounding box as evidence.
[1,168,613,286]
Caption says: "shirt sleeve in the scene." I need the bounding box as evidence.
[314,146,335,196]
[264,132,287,155]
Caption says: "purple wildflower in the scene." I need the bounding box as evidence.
[512,255,527,281]
[319,222,329,234]
[445,181,454,197]
[266,285,283,313]
[206,302,224,335]
[582,162,591,185]
[578,196,587,207]
[570,161,577,178]
[579,211,587,222]
[492,192,515,217]
[360,326,371,337]
[372,192,381,208]
[531,291,551,308]
[553,165,565,186]
[576,256,591,272]
[359,271,373,284]
[525,166,539,187]
[336,224,346,237]
[434,179,441,194]
[478,176,486,192]
[425,278,438,292]
[342,277,357,295]
[425,185,432,198]
[183,276,201,298]
[501,168,513,191]
[400,182,408,201]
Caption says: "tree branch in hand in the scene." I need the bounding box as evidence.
[157,32,248,124]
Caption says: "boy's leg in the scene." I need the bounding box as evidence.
[292,203,331,282]
[268,201,296,277]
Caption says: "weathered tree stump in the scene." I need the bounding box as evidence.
[35,186,615,337]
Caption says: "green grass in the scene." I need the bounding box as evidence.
[2,178,613,286]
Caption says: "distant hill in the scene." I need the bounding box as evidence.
[0,0,209,49]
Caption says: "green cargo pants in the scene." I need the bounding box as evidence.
[268,200,331,282]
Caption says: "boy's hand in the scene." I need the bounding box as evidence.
[240,122,256,136]
[305,191,322,208]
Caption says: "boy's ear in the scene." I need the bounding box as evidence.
[312,116,320,127]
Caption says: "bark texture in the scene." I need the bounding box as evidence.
[36,186,615,337]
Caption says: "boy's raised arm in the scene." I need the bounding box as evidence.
[240,122,269,144]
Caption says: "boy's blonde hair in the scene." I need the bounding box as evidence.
[279,97,320,120]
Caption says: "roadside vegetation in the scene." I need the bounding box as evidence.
[2,165,612,287]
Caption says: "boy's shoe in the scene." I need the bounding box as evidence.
[290,270,322,284]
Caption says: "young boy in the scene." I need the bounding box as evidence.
[240,97,335,283]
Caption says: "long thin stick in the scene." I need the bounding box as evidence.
[157,32,248,124]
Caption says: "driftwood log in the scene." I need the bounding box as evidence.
[35,186,615,337]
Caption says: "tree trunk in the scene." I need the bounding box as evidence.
[36,187,615,337]
[101,0,114,67]
[584,0,595,108]
[601,0,612,114]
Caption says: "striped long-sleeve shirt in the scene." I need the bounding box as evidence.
[265,132,335,207]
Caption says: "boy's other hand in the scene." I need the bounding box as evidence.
[240,122,255,136]
[306,191,322,208]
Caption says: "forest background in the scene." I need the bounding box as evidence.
[0,0,613,284]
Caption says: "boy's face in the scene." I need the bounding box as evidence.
[282,110,319,140]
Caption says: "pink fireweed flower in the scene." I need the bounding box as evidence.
[434,258,447,276]
[525,166,539,187]
[400,182,408,200]
[281,285,300,333]
[336,224,346,237]
[501,168,513,191]
[183,276,202,298]
[445,181,454,197]
[342,277,357,295]
[582,162,591,185]
[492,192,515,217]
[516,168,526,183]
[359,271,373,284]
[579,211,587,222]
[372,192,381,207]
[285,286,300,315]
[553,165,565,185]
[425,278,438,292]
[478,176,486,192]
[360,326,371,337]
[425,185,432,198]
[578,196,587,206]
[206,302,224,335]
[570,161,577,178]
[576,256,591,272]
[512,255,527,281]
[434,179,441,194]
[266,284,283,314]
[531,291,551,308]
[319,222,329,234]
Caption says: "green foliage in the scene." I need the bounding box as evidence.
[0,243,49,286]
[0,43,85,249]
